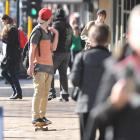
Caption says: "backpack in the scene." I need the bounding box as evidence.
[11,26,22,63]
[22,27,43,70]
[18,29,28,49]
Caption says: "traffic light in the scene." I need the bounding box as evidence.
[28,0,42,18]
[22,0,28,15]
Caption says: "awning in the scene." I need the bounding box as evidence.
[43,0,83,4]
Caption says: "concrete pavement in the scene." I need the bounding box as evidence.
[0,79,80,140]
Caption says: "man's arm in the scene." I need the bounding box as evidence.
[27,43,36,76]
[81,21,95,41]
[69,52,83,87]
[48,27,59,51]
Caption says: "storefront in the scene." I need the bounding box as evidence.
[98,0,140,46]
[113,0,140,44]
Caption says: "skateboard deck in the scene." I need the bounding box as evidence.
[33,122,50,131]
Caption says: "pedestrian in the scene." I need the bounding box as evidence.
[81,9,108,49]
[84,4,140,140]
[48,8,73,101]
[69,24,83,70]
[27,8,58,124]
[0,15,22,99]
[70,23,111,140]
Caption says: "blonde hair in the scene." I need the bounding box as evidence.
[88,24,110,46]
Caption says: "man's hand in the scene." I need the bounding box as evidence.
[27,65,34,76]
[48,27,58,35]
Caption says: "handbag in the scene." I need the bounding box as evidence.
[71,86,81,101]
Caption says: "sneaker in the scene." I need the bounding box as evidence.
[57,94,69,102]
[42,117,52,125]
[10,93,22,99]
[32,118,44,124]
[48,93,56,101]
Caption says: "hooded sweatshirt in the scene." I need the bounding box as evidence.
[53,9,68,52]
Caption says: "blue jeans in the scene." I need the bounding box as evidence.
[50,52,70,94]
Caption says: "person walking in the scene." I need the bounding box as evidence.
[81,9,107,41]
[81,9,108,50]
[27,8,58,124]
[69,25,83,70]
[70,24,111,140]
[49,8,73,101]
[1,15,22,99]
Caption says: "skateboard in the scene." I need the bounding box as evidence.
[33,122,50,131]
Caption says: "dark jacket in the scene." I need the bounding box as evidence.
[85,54,140,140]
[1,26,21,70]
[53,17,67,52]
[70,46,111,113]
[53,8,72,53]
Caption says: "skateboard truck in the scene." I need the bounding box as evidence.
[33,122,49,131]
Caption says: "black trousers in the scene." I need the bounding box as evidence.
[79,113,96,140]
[1,64,22,95]
[50,52,70,94]
[69,50,80,70]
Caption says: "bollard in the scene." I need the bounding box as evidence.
[0,107,3,140]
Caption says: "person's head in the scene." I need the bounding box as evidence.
[54,8,66,21]
[96,9,107,23]
[88,23,110,46]
[55,8,65,18]
[127,4,140,56]
[38,8,52,28]
[1,15,13,40]
[1,14,13,25]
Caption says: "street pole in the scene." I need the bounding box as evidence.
[0,107,3,140]
[28,16,33,38]
[5,0,10,15]
[16,0,20,27]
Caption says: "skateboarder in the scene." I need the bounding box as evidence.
[27,8,58,125]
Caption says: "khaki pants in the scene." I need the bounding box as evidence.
[32,72,52,120]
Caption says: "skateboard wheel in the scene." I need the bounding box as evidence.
[45,127,48,131]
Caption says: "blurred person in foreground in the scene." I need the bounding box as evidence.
[83,4,140,140]
[70,23,111,140]
[27,8,58,124]
[1,15,22,99]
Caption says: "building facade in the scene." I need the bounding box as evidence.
[98,0,140,46]
[43,0,140,46]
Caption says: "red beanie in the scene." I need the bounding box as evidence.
[39,8,52,21]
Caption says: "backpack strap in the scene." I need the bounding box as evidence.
[37,27,43,57]
[28,26,43,57]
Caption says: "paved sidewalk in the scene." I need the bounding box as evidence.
[0,79,80,140]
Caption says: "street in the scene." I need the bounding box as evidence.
[0,79,80,140]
